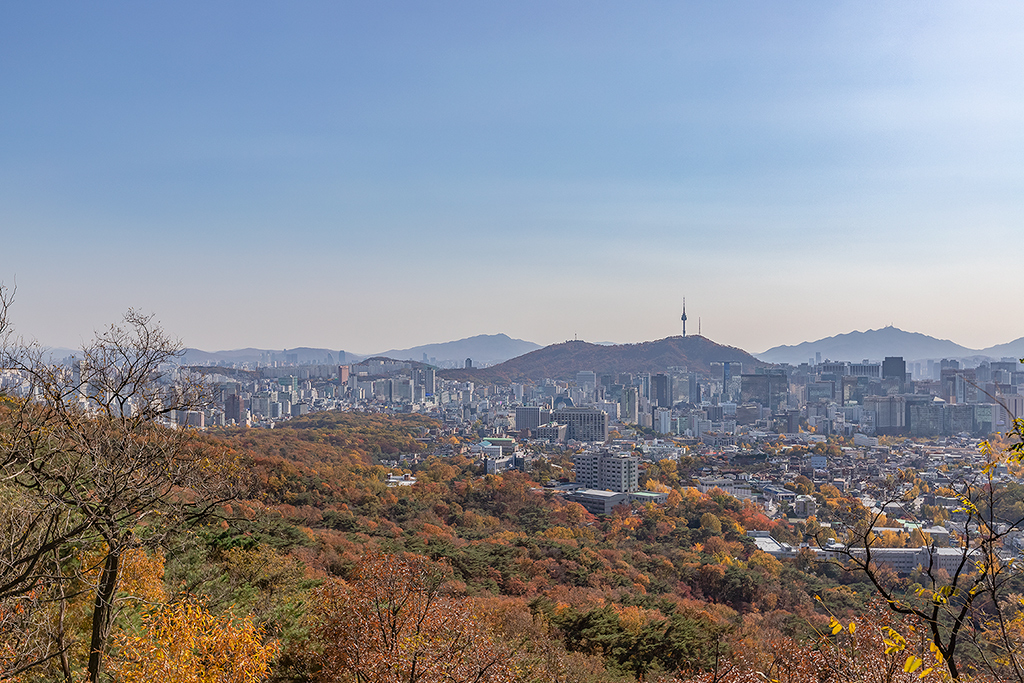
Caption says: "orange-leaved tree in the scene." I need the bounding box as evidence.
[305,551,515,683]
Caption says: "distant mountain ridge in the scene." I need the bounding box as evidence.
[440,335,763,383]
[176,333,540,367]
[180,347,343,366]
[372,333,541,365]
[758,326,1024,365]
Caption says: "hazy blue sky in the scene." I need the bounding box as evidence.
[3,2,1023,354]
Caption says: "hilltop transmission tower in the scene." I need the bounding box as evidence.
[681,298,687,337]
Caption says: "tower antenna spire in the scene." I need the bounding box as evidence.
[681,297,687,337]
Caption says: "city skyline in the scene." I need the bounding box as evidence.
[3,2,1024,353]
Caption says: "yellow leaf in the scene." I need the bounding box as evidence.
[904,655,922,673]
[848,622,856,634]
[919,667,933,679]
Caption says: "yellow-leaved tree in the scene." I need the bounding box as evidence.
[109,601,277,683]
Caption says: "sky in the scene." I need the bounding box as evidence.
[3,2,1024,355]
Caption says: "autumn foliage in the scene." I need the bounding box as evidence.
[304,551,515,683]
[110,600,277,683]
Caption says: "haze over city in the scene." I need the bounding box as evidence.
[9,7,1024,681]
[3,2,1024,354]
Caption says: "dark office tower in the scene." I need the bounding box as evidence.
[515,406,542,432]
[652,373,672,408]
[225,394,244,424]
[741,370,789,412]
[465,358,473,369]
[882,357,906,380]
[689,373,700,403]
[741,374,769,406]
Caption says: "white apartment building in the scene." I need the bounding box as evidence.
[573,452,639,493]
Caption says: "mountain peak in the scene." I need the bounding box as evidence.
[370,334,541,365]
[757,327,1000,365]
[439,335,764,383]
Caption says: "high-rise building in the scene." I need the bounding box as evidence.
[573,452,639,492]
[882,357,907,381]
[576,370,597,388]
[619,387,639,424]
[573,452,601,488]
[637,373,651,400]
[655,407,673,434]
[224,394,245,424]
[993,395,1024,433]
[740,371,788,411]
[600,454,638,492]
[652,373,672,408]
[414,367,435,395]
[865,395,907,435]
[849,362,880,378]
[939,367,977,404]
[688,373,700,403]
[552,407,608,442]
[515,406,542,432]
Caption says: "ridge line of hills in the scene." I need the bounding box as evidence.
[758,325,1024,366]
[172,333,541,367]
[44,327,1024,374]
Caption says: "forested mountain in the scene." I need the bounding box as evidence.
[440,335,763,383]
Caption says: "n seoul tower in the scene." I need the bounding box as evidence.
[681,298,687,337]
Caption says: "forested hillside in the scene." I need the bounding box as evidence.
[440,336,762,383]
[3,401,1020,682]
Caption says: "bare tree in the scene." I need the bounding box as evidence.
[0,285,249,682]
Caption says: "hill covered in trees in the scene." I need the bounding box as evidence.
[440,335,764,383]
[5,400,1020,683]
[5,292,1021,683]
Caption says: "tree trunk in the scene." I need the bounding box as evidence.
[87,549,120,683]
[58,581,72,683]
